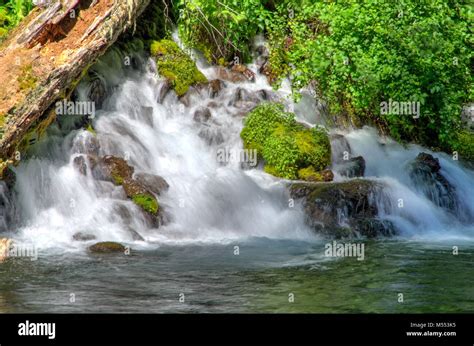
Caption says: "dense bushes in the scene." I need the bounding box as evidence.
[175,0,473,159]
[241,103,331,179]
[0,0,33,40]
[173,0,269,63]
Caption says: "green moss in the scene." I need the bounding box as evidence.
[112,173,124,186]
[89,241,126,253]
[150,39,207,96]
[86,123,96,136]
[453,130,474,162]
[298,166,321,181]
[241,103,331,179]
[132,193,159,215]
[17,64,37,91]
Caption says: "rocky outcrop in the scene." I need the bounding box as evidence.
[408,153,458,212]
[289,179,396,238]
[74,154,168,225]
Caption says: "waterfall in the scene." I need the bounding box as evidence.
[4,41,474,252]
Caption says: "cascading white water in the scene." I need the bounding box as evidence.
[7,39,474,251]
[341,128,474,241]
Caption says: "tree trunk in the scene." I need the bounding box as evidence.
[0,0,150,175]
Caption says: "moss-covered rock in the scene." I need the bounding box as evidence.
[298,167,334,182]
[289,180,396,238]
[241,103,331,179]
[88,241,126,253]
[150,39,207,96]
[132,193,159,215]
[122,178,159,215]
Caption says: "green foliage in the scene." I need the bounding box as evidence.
[0,0,33,40]
[174,0,270,63]
[132,193,159,215]
[453,130,474,161]
[241,103,331,179]
[150,39,207,96]
[175,0,472,157]
[265,0,472,153]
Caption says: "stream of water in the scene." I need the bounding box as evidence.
[0,40,473,313]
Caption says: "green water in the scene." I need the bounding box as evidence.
[0,238,473,313]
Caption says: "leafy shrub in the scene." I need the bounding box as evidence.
[175,0,472,159]
[266,0,472,153]
[174,0,269,63]
[0,0,33,40]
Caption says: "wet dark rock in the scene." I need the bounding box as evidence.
[156,79,172,104]
[140,106,154,127]
[73,155,87,176]
[133,172,169,196]
[339,156,366,178]
[72,232,96,242]
[73,132,100,156]
[198,126,225,146]
[91,156,134,184]
[2,167,16,190]
[193,107,212,123]
[330,134,351,164]
[89,241,126,253]
[88,78,106,109]
[216,64,255,83]
[207,79,224,98]
[289,179,396,238]
[127,227,145,241]
[408,152,458,211]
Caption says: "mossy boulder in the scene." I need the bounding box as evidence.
[92,155,134,185]
[150,39,207,96]
[289,180,396,238]
[89,242,126,254]
[241,103,331,180]
[90,156,162,216]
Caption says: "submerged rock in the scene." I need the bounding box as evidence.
[289,179,396,238]
[408,153,458,212]
[193,107,212,123]
[73,155,87,176]
[72,232,96,242]
[89,241,126,254]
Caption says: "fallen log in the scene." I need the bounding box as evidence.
[0,0,150,175]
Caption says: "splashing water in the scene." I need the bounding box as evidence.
[5,41,474,254]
